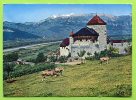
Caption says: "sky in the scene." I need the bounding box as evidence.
[4,4,131,23]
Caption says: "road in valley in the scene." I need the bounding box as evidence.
[4,41,61,52]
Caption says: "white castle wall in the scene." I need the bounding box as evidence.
[112,42,130,54]
[71,40,100,58]
[60,46,69,56]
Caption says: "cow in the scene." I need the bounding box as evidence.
[55,67,64,76]
[100,57,110,64]
[41,70,59,81]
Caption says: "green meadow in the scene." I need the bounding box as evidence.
[3,55,132,97]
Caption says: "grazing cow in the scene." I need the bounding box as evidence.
[41,70,59,81]
[55,67,64,75]
[100,57,110,64]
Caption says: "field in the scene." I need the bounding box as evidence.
[3,55,132,97]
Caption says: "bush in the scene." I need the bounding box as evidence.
[93,48,121,60]
[26,58,36,63]
[3,62,15,80]
[108,47,120,57]
[77,50,86,58]
[114,84,132,97]
[3,63,56,80]
[58,56,67,63]
[48,56,57,62]
[94,52,100,60]
[67,53,71,58]
[85,57,94,60]
[124,46,132,55]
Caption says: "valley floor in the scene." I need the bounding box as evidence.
[3,55,132,97]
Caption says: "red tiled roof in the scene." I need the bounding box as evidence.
[87,15,106,25]
[110,40,128,43]
[60,38,69,47]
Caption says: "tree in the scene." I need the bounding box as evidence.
[77,50,86,63]
[35,53,45,63]
[108,46,119,57]
[87,52,92,57]
[46,63,56,70]
[124,46,132,55]
[58,56,67,63]
[67,53,71,58]
[4,52,18,62]
[86,52,93,60]
[4,63,15,80]
[49,55,57,62]
[94,51,100,60]
[100,49,109,57]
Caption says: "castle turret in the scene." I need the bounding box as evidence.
[87,15,107,51]
[69,31,74,52]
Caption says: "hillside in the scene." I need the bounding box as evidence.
[4,55,131,97]
[3,26,40,41]
[4,14,132,41]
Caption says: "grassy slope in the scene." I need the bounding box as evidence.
[3,55,132,97]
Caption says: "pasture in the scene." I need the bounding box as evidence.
[3,55,132,97]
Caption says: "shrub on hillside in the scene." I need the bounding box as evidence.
[3,63,56,80]
[58,56,67,63]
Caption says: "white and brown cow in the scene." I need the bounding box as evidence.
[55,67,64,75]
[100,57,110,64]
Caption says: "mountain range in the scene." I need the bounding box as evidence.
[3,13,132,41]
[3,26,40,41]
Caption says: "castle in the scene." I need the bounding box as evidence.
[60,15,130,58]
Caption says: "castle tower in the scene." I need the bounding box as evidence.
[87,15,107,51]
[69,31,74,52]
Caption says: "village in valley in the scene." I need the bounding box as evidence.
[3,5,132,97]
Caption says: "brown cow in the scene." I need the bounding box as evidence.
[100,57,110,64]
[41,70,59,81]
[55,67,64,75]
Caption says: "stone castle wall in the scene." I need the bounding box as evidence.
[87,25,107,51]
